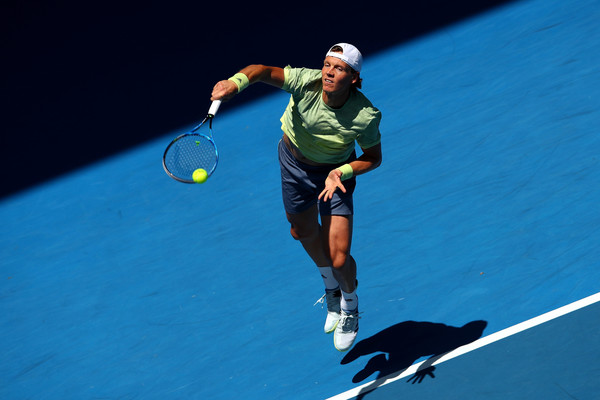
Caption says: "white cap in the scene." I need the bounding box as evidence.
[325,43,363,72]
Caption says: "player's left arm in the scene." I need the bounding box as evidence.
[348,142,382,177]
[319,143,382,201]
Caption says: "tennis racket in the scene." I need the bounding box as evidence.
[162,100,222,183]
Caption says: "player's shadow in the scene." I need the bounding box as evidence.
[341,319,487,398]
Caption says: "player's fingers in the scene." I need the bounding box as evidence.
[318,188,329,201]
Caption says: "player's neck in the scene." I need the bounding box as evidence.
[322,89,350,109]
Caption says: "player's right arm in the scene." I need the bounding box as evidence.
[211,65,285,101]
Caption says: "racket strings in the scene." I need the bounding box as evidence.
[164,134,217,179]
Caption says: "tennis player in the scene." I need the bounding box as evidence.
[211,43,382,352]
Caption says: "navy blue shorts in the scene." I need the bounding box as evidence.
[278,138,356,216]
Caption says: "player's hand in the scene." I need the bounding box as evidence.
[319,169,347,202]
[211,80,238,101]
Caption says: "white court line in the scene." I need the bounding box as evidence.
[327,292,600,400]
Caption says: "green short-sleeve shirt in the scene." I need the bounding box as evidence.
[280,66,382,164]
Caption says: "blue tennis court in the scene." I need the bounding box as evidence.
[1,0,599,399]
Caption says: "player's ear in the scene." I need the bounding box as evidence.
[351,72,362,89]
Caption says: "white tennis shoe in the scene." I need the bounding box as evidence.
[333,309,360,352]
[315,289,342,333]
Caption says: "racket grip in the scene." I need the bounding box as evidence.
[208,100,222,117]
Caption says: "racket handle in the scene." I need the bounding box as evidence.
[208,100,222,117]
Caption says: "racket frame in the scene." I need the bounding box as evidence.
[162,100,222,183]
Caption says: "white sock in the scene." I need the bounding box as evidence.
[318,266,339,290]
[341,289,358,312]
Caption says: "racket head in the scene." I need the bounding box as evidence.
[162,133,219,183]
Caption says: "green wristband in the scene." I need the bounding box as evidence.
[228,72,250,93]
[338,164,354,180]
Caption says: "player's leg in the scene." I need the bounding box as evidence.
[321,215,357,299]
[322,214,360,351]
[286,205,330,267]
[287,207,342,333]
[279,139,342,333]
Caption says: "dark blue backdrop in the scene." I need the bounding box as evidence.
[1,0,514,198]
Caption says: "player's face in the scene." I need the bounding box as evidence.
[322,56,358,95]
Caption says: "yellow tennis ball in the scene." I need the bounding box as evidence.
[192,168,208,184]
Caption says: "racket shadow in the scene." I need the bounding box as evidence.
[341,319,487,398]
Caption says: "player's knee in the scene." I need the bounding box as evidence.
[330,253,348,270]
[290,225,302,240]
[331,253,355,270]
[289,223,317,242]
